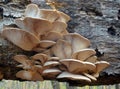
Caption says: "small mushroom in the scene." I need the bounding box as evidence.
[72,49,96,61]
[42,68,61,79]
[31,53,48,65]
[14,55,34,69]
[51,39,72,59]
[15,17,52,38]
[57,71,91,82]
[63,33,90,53]
[93,61,110,78]
[2,28,40,51]
[16,70,43,81]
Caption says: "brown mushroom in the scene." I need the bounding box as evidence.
[2,28,40,51]
[16,70,43,81]
[31,53,48,65]
[42,68,61,79]
[85,56,98,63]
[72,49,96,61]
[51,39,72,59]
[57,71,91,82]
[93,61,110,78]
[63,33,90,53]
[15,17,52,38]
[41,31,63,41]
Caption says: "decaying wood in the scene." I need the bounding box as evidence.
[0,0,120,86]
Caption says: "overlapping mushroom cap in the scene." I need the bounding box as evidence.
[1,3,110,82]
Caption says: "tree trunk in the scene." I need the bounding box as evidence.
[0,0,120,86]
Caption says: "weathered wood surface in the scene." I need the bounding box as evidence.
[0,0,120,86]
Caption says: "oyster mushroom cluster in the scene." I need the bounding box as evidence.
[1,4,109,82]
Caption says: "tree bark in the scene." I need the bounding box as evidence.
[0,0,120,86]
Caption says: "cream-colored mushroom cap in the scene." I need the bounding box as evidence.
[57,71,91,82]
[15,17,52,38]
[2,28,40,51]
[42,68,61,79]
[38,40,56,48]
[59,59,85,73]
[63,33,90,53]
[16,70,43,81]
[51,39,72,59]
[93,61,110,78]
[24,4,40,18]
[85,56,98,63]
[72,49,96,61]
[31,53,48,65]
[52,21,68,34]
[41,31,63,41]
[43,61,60,69]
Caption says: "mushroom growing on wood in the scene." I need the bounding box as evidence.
[72,49,96,61]
[16,70,43,81]
[57,71,91,82]
[2,28,40,51]
[24,4,70,23]
[63,33,91,53]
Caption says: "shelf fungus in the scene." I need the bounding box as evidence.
[2,3,110,83]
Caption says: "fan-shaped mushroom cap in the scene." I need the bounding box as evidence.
[83,73,97,81]
[60,59,84,73]
[38,40,56,48]
[16,70,43,81]
[24,4,70,23]
[41,31,63,41]
[52,21,68,34]
[57,71,91,82]
[60,59,96,74]
[85,56,98,63]
[51,39,72,59]
[93,61,110,78]
[24,4,40,18]
[63,33,90,53]
[42,68,61,79]
[2,28,40,51]
[43,61,60,69]
[72,49,96,61]
[14,55,34,69]
[31,53,48,65]
[15,17,52,38]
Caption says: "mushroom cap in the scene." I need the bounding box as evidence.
[41,31,63,41]
[56,11,71,23]
[72,49,96,61]
[85,56,98,63]
[43,61,60,69]
[38,40,56,48]
[42,68,61,79]
[63,33,90,53]
[2,28,40,51]
[52,21,68,34]
[15,17,52,38]
[83,73,97,81]
[60,59,96,74]
[14,55,34,70]
[16,70,43,81]
[24,4,40,18]
[31,53,48,65]
[59,59,84,73]
[51,39,72,59]
[57,71,91,82]
[93,61,110,77]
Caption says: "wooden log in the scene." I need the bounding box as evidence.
[0,0,120,86]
